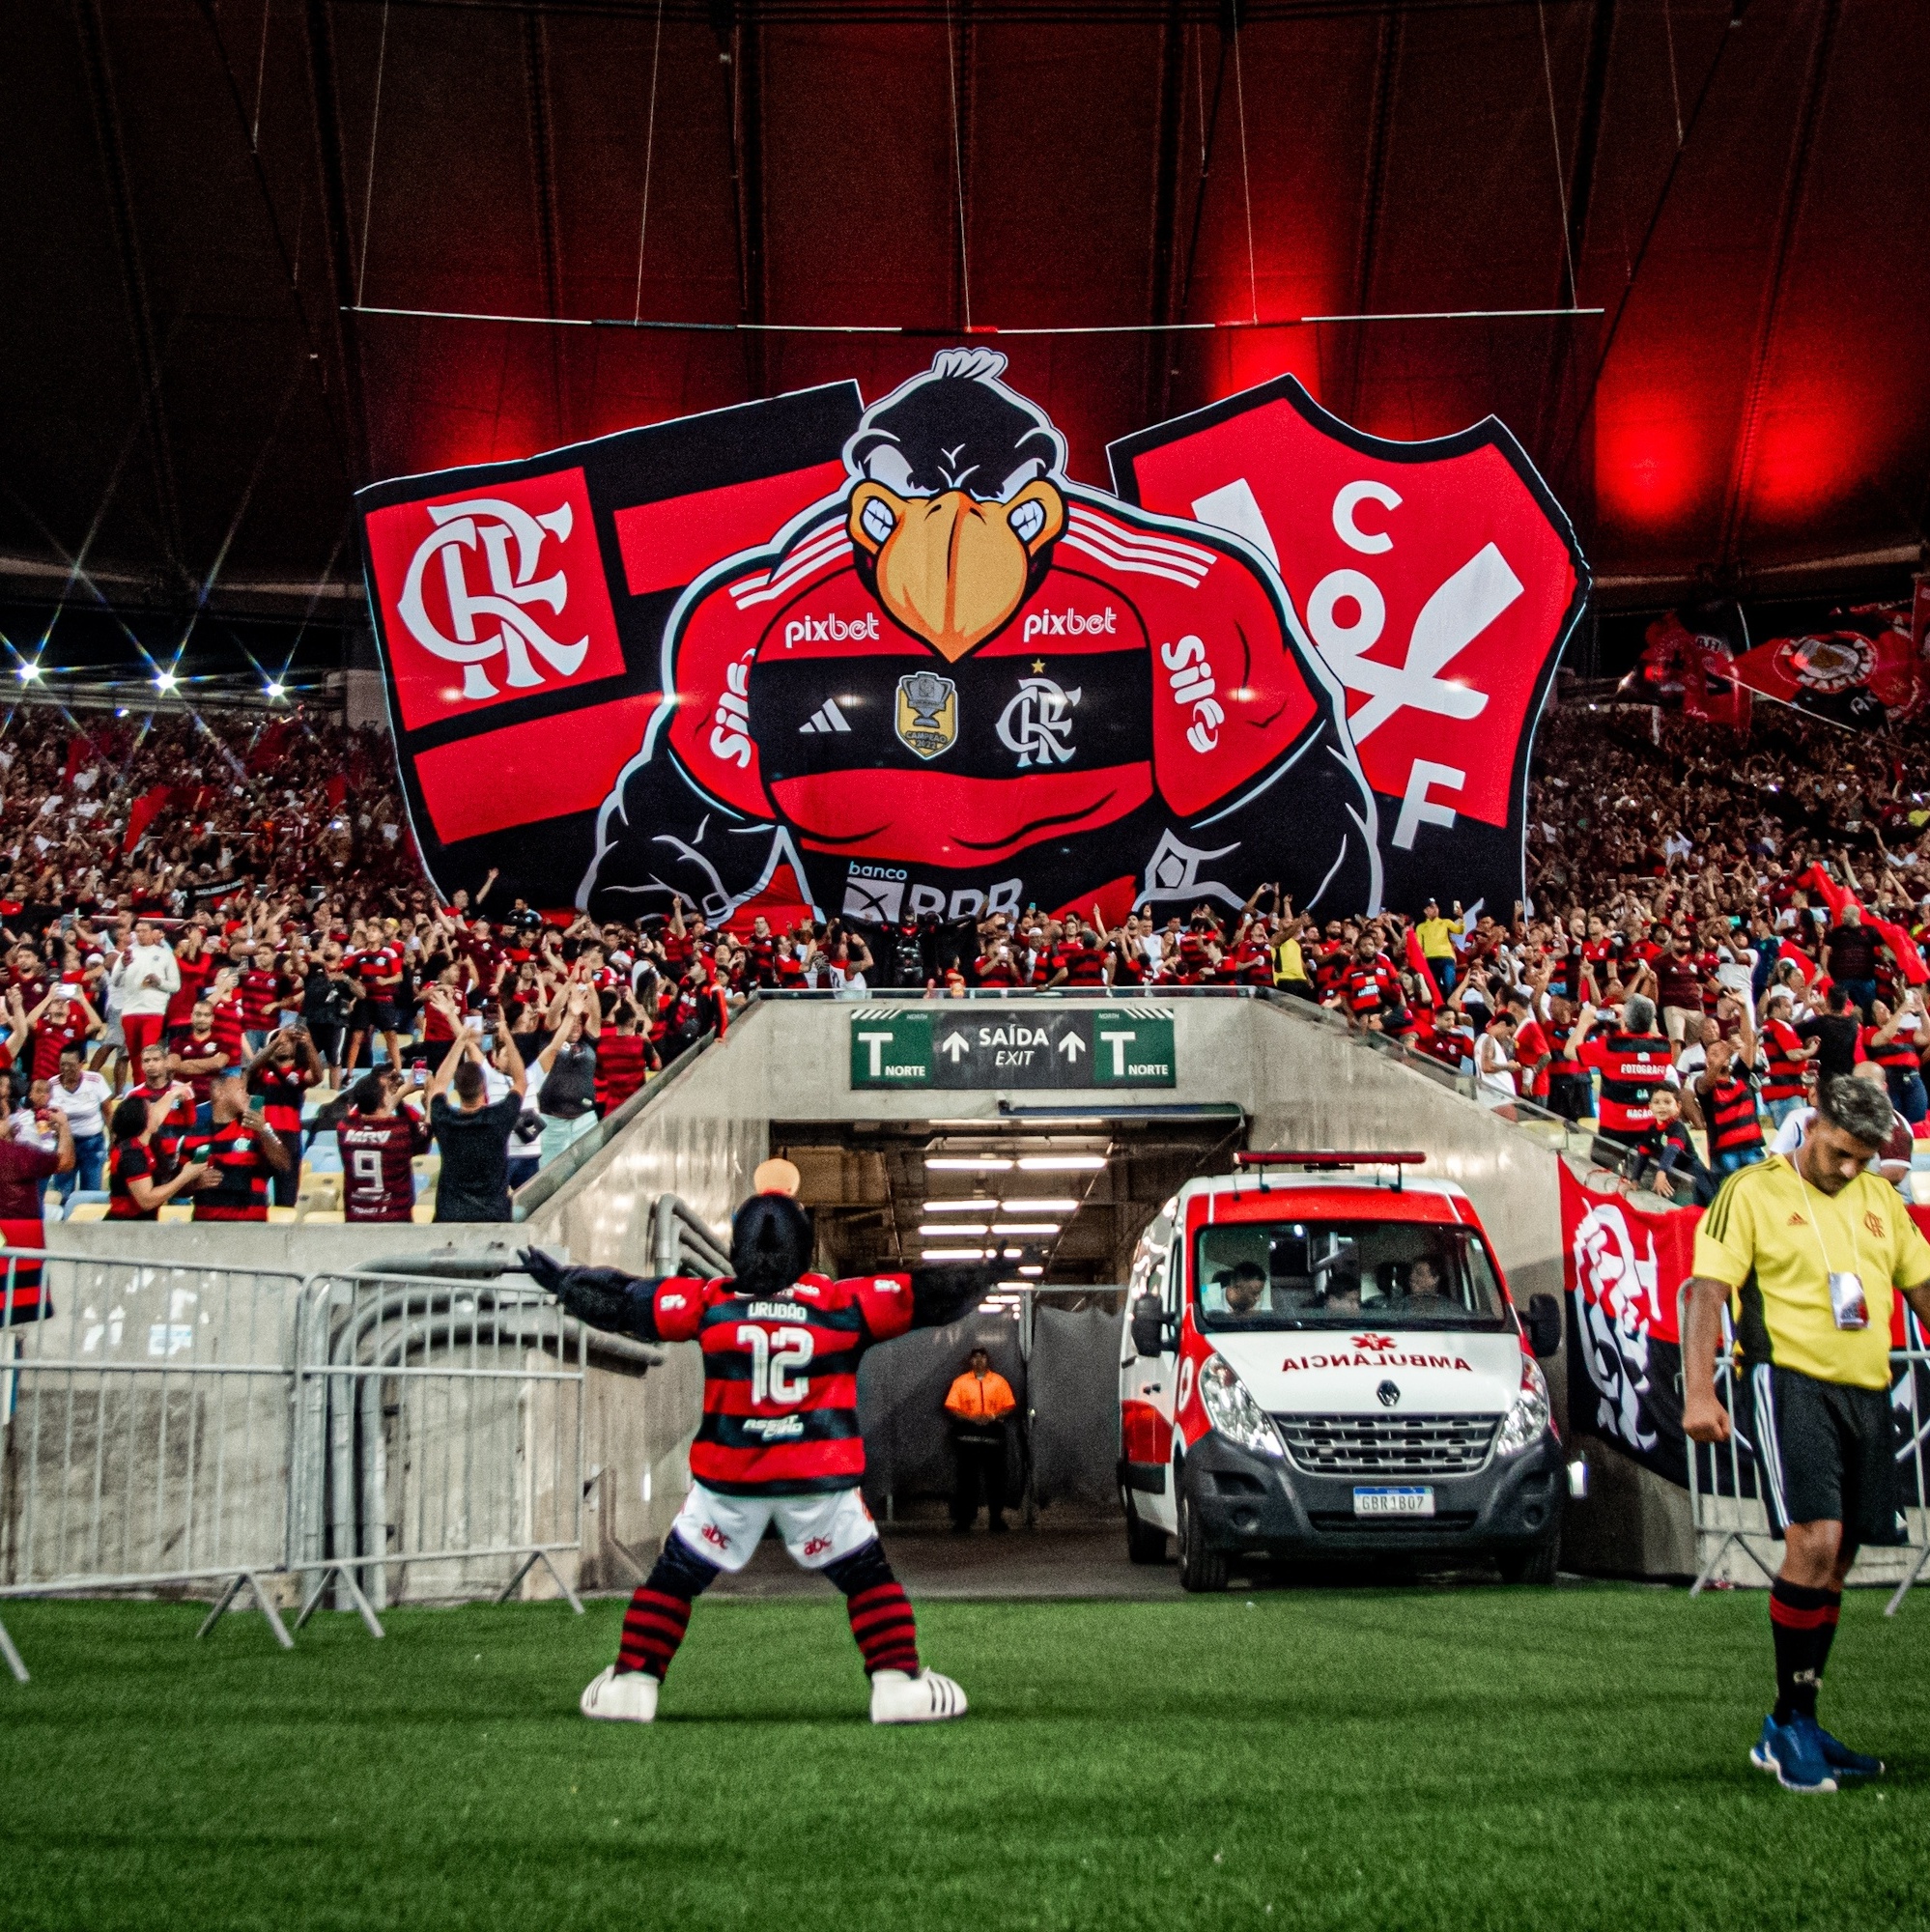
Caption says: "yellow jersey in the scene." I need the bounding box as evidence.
[1271,934,1308,986]
[1691,1153,1930,1389]
[1414,917,1458,960]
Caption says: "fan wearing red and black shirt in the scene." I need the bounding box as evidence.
[166,926,215,1030]
[19,983,102,1083]
[178,1071,292,1222]
[246,1027,324,1208]
[521,1179,1000,1727]
[592,1002,655,1117]
[346,933,406,1075]
[1573,992,1680,1156]
[131,1043,197,1179]
[105,1093,212,1221]
[237,943,288,1053]
[1050,924,1111,989]
[168,1000,232,1114]
[337,1070,431,1223]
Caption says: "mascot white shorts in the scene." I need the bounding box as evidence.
[668,1481,879,1574]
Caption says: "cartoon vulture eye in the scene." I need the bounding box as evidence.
[860,497,897,545]
[1008,498,1046,545]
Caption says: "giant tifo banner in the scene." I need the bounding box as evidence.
[1561,1165,1929,1497]
[358,353,1586,926]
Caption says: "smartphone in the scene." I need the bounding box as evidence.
[412,1065,427,1086]
[464,1015,483,1035]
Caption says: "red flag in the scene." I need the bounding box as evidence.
[122,784,173,856]
[326,774,349,810]
[1776,940,1819,984]
[1404,926,1441,1008]
[1799,863,1927,985]
[247,720,292,775]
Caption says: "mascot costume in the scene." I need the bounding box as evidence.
[522,1168,996,1724]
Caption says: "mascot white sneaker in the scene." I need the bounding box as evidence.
[868,1668,968,1724]
[581,1664,658,1723]
[523,1179,995,1726]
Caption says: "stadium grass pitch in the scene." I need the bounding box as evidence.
[3,1584,1929,1931]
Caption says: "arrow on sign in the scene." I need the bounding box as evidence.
[1057,1033,1087,1063]
[939,1031,972,1065]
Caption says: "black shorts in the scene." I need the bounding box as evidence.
[367,999,400,1032]
[1544,1072,1593,1122]
[1741,1363,1905,1546]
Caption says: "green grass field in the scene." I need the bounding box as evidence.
[2,1585,1928,1930]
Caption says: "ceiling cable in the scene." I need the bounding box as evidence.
[631,0,666,324]
[1231,5,1260,325]
[355,1,391,306]
[944,0,973,331]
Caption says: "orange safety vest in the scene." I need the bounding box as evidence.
[944,1370,1016,1423]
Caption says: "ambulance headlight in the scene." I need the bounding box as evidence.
[1495,1356,1552,1458]
[1198,1353,1285,1460]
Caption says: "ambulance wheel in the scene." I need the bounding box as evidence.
[1121,1485,1168,1565]
[1496,1534,1559,1586]
[1177,1483,1228,1593]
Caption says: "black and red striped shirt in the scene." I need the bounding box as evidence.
[107,1139,158,1219]
[1762,1019,1809,1101]
[593,1033,651,1115]
[638,1271,916,1495]
[1703,1073,1764,1154]
[1578,1030,1676,1142]
[179,1119,274,1221]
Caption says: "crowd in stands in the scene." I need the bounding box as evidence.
[1,692,1926,1229]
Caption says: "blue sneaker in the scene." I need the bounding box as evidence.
[1802,1718,1885,1779]
[1749,1714,1838,1794]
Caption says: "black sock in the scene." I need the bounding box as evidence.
[1769,1578,1834,1724]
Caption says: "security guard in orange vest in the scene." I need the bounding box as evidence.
[945,1347,1017,1533]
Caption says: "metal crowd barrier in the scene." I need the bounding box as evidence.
[1682,1284,1930,1615]
[292,1267,588,1630]
[0,1200,735,1679]
[0,1247,308,1681]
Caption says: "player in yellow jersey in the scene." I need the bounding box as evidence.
[1683,1074,1930,1793]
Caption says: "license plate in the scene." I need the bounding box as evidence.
[1352,1486,1434,1518]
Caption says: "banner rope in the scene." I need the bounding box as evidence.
[355,1,391,307]
[1535,0,1578,311]
[945,0,973,331]
[1231,4,1259,326]
[345,303,1602,336]
[632,0,667,326]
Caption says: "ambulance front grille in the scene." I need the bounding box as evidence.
[1274,1413,1500,1477]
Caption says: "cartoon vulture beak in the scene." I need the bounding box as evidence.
[848,478,1064,663]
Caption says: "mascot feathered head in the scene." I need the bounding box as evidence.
[729,1192,813,1295]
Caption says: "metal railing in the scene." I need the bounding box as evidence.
[0,1194,732,1680]
[0,1248,310,1680]
[1682,1284,1930,1615]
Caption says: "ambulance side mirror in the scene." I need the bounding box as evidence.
[1129,1294,1167,1359]
[1523,1293,1563,1359]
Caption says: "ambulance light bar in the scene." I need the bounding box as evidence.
[1234,1151,1426,1168]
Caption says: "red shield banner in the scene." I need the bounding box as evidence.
[1111,376,1587,917]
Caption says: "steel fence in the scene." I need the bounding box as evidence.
[292,1267,588,1632]
[1683,1285,1930,1615]
[0,1247,309,1680]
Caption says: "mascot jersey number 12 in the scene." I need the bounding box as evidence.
[522,1180,999,1725]
[584,349,1379,927]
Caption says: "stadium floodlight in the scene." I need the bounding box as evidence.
[997,1281,1031,1291]
[266,681,285,698]
[15,662,40,682]
[991,1222,1060,1236]
[922,1198,1000,1212]
[155,670,178,692]
[1017,1265,1043,1277]
[919,1245,988,1261]
[1017,1153,1105,1171]
[927,1156,1011,1171]
[996,1198,1077,1213]
[919,1222,987,1236]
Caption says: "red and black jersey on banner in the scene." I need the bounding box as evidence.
[356,351,1599,930]
[635,1270,916,1495]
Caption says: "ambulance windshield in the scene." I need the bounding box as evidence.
[1193,1222,1508,1332]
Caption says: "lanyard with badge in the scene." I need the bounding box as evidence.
[1791,1166,1870,1330]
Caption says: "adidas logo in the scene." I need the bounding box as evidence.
[799,698,852,735]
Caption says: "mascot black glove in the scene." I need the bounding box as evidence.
[518,1249,644,1335]
[908,1261,1008,1330]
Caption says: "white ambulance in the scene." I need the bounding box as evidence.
[1119,1152,1565,1589]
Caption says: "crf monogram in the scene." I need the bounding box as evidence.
[996,675,1080,768]
[737,1323,814,1405]
[398,496,590,699]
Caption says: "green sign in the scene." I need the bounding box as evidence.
[849,1006,1176,1090]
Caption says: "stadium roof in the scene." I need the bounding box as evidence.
[5,0,1926,623]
